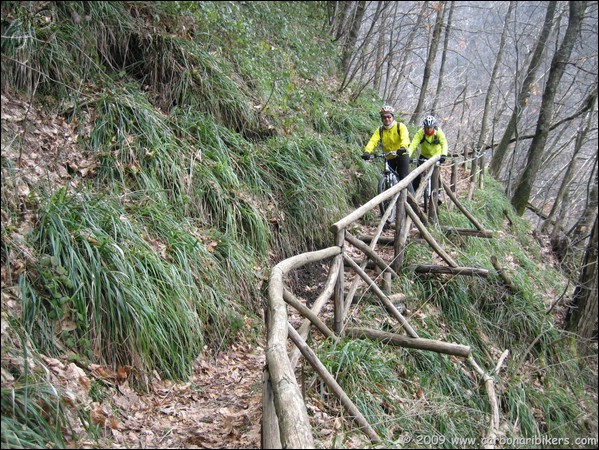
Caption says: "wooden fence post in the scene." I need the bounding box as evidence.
[334,229,345,335]
[392,189,408,272]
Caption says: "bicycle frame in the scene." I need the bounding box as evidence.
[373,153,399,224]
[422,161,441,215]
[411,157,441,215]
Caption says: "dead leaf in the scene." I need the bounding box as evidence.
[117,365,132,382]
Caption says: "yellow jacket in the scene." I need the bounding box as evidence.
[363,121,410,157]
[408,128,448,159]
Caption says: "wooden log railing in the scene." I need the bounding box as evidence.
[264,247,341,449]
[263,153,500,448]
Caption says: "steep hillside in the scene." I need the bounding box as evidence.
[2,2,597,448]
[2,90,268,449]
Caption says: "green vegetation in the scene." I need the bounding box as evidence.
[1,2,595,448]
[312,177,595,448]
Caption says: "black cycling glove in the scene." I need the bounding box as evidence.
[362,153,373,161]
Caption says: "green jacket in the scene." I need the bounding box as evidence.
[408,128,448,159]
[363,121,411,157]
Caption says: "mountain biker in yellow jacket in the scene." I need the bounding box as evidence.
[362,105,411,183]
[408,115,448,191]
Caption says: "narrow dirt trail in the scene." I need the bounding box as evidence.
[68,341,265,449]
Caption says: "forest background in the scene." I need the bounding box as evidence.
[1,1,597,448]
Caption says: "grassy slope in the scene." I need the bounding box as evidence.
[1,1,596,448]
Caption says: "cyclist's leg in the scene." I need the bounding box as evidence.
[412,156,428,192]
[378,171,392,218]
[389,152,409,179]
[390,152,413,196]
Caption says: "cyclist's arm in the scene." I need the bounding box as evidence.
[363,129,381,154]
[399,123,411,151]
[408,128,423,158]
[438,128,448,156]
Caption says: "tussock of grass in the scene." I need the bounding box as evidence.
[19,188,260,380]
[0,323,89,450]
[1,384,70,449]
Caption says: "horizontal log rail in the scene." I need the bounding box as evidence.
[413,264,490,277]
[345,327,472,358]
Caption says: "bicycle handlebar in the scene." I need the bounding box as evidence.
[369,150,402,159]
[367,151,447,165]
[410,156,445,166]
[369,151,394,159]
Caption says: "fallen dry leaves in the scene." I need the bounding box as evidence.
[79,343,265,449]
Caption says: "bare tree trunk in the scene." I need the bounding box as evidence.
[511,1,587,215]
[453,81,468,163]
[566,214,598,352]
[543,91,597,234]
[431,1,455,115]
[326,1,341,37]
[476,1,514,153]
[568,167,599,242]
[488,1,558,178]
[340,2,388,95]
[340,1,367,74]
[373,2,389,92]
[543,138,576,235]
[388,2,428,107]
[382,1,400,103]
[333,1,355,42]
[411,1,447,124]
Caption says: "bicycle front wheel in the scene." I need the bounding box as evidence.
[377,173,398,223]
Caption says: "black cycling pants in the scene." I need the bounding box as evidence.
[388,151,414,195]
[412,156,429,192]
[388,151,410,181]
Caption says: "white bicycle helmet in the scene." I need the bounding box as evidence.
[422,115,437,128]
[380,105,395,116]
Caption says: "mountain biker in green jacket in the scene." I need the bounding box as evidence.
[362,105,411,183]
[408,115,448,191]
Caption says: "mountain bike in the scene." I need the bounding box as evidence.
[413,157,442,214]
[371,152,399,224]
